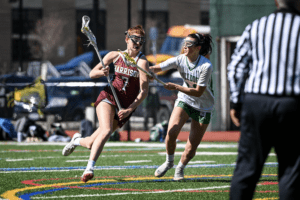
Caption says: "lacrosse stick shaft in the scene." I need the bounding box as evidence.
[120,51,166,86]
[94,46,123,110]
[81,15,122,110]
[133,63,166,85]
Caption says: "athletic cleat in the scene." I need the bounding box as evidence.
[154,162,174,177]
[81,169,94,183]
[62,133,81,156]
[173,167,184,181]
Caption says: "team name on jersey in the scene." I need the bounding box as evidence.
[115,65,139,77]
[181,71,200,83]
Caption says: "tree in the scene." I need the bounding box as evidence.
[28,13,71,61]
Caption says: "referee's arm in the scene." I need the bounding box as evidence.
[227,24,252,126]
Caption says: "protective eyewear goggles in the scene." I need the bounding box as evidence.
[183,39,198,48]
[126,34,145,45]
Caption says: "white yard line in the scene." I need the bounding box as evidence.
[0,162,278,174]
[1,152,276,163]
[99,154,159,158]
[65,160,88,162]
[30,185,231,199]
[0,168,124,174]
[124,160,152,163]
[1,142,238,148]
[6,158,34,162]
[159,152,276,156]
[2,154,157,162]
[189,161,215,164]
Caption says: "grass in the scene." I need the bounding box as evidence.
[0,141,278,200]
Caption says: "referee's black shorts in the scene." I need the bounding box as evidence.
[230,93,300,200]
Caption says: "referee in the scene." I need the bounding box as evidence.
[227,0,300,199]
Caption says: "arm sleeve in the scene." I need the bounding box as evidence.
[197,63,213,87]
[227,24,252,105]
[160,56,178,71]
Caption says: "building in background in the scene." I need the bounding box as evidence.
[0,0,210,74]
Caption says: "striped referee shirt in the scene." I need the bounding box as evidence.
[227,8,300,106]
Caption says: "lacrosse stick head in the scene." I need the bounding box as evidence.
[120,50,137,66]
[81,15,97,47]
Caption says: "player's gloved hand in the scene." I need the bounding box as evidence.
[100,65,110,76]
[147,71,156,81]
[118,108,131,120]
[164,82,177,90]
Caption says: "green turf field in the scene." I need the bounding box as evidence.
[0,141,278,200]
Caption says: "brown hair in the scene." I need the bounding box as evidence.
[276,0,300,12]
[187,33,213,56]
[126,25,145,37]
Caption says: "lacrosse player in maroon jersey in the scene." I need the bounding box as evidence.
[62,25,149,183]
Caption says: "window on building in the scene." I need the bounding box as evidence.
[76,10,106,56]
[200,11,209,25]
[12,9,42,62]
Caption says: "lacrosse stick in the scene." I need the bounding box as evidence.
[120,51,166,86]
[81,15,122,110]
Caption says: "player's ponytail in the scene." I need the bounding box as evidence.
[188,33,213,56]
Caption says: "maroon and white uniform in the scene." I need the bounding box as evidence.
[94,51,144,127]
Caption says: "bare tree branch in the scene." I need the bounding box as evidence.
[28,13,71,60]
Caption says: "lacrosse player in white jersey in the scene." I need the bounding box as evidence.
[149,33,214,180]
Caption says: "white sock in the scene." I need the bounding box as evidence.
[86,160,95,170]
[166,154,174,163]
[74,138,82,146]
[177,160,186,169]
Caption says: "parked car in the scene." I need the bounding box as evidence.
[146,24,211,76]
[54,50,113,76]
[13,76,108,121]
[12,49,113,121]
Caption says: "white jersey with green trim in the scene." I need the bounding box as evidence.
[160,54,214,112]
